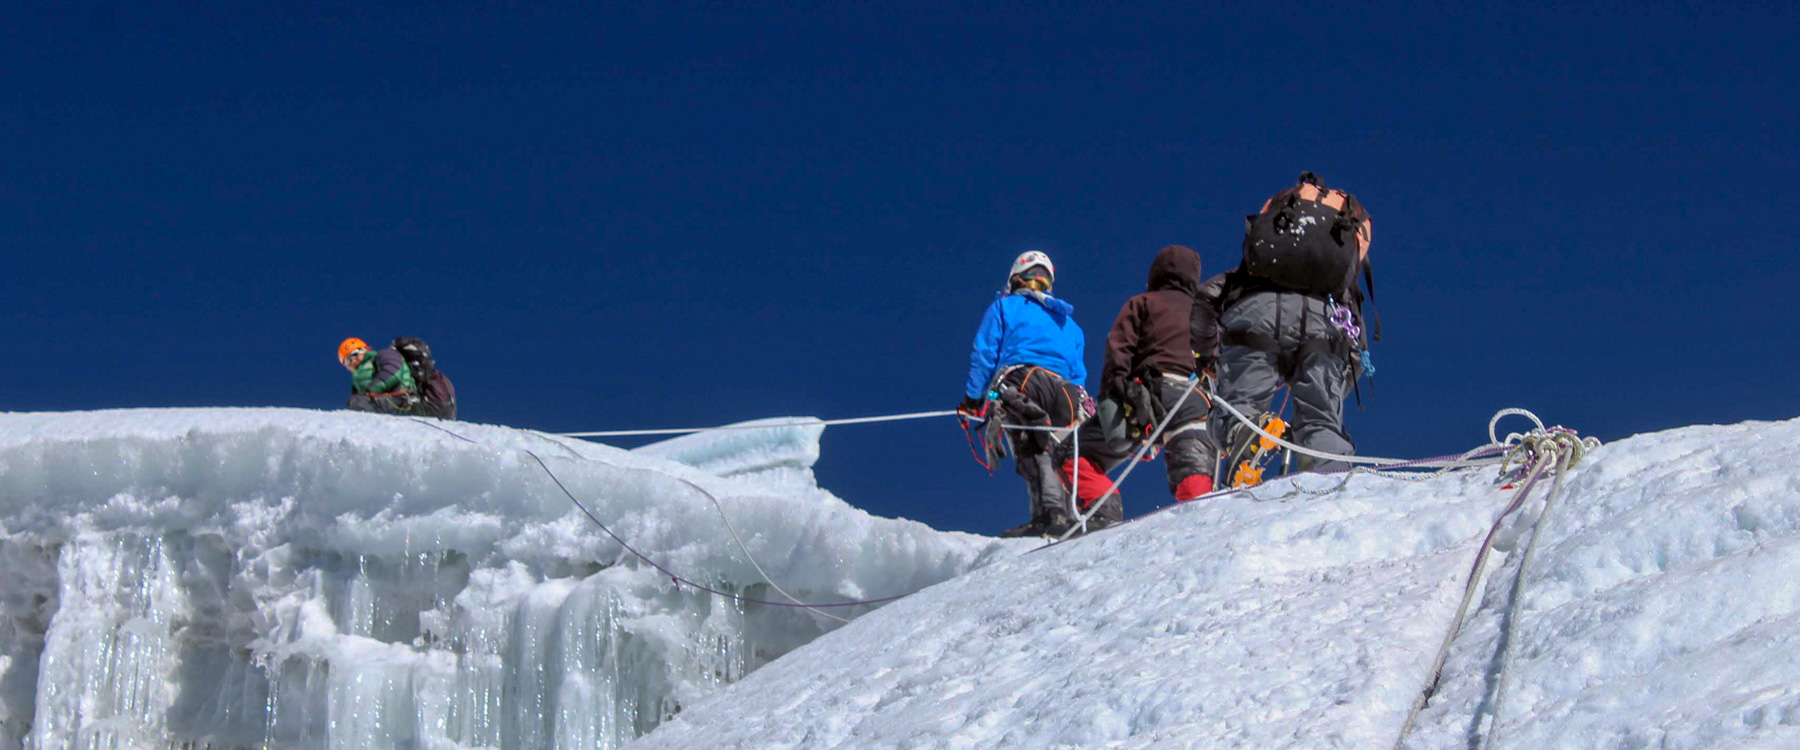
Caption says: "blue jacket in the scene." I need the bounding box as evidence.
[965,291,1088,400]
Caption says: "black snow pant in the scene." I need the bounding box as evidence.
[1076,374,1216,504]
[1208,291,1356,472]
[991,366,1087,527]
[347,392,420,415]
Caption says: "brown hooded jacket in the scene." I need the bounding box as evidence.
[1099,245,1203,397]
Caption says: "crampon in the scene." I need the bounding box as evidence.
[1229,415,1288,488]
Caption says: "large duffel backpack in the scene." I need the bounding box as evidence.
[393,336,457,418]
[1242,171,1373,302]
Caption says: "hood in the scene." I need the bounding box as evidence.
[1147,245,1201,294]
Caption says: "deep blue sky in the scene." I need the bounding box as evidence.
[6,1,1796,535]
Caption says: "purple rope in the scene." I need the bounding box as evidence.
[413,418,908,610]
[1410,457,1550,707]
[1027,442,1515,554]
[1373,444,1511,470]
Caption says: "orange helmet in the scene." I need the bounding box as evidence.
[337,337,371,362]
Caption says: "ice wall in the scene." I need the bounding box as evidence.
[0,408,999,749]
[632,418,825,494]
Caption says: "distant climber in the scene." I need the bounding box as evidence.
[960,251,1092,538]
[1210,172,1374,482]
[339,337,420,415]
[1064,245,1218,517]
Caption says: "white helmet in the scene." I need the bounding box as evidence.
[1008,251,1054,284]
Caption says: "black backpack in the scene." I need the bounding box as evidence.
[1242,171,1373,301]
[393,337,456,406]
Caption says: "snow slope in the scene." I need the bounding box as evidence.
[0,408,1000,749]
[629,417,1800,750]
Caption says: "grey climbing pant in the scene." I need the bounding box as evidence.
[1208,290,1356,472]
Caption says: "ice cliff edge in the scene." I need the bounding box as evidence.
[0,408,998,749]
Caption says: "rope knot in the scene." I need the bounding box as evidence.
[1498,426,1600,488]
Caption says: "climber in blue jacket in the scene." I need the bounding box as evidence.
[960,251,1093,538]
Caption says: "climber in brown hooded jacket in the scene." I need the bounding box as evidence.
[1064,246,1220,522]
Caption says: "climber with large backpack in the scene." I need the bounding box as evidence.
[392,337,458,420]
[1209,172,1375,480]
[958,251,1093,538]
[339,337,420,415]
[1193,271,1227,379]
[1064,245,1219,515]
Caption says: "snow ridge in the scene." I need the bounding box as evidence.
[632,418,1800,750]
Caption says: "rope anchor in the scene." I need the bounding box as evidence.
[1391,416,1602,750]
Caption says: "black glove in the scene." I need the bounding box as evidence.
[957,396,985,417]
[1102,377,1128,405]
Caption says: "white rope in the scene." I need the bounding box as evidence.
[1053,378,1202,542]
[1264,437,1524,501]
[699,476,852,625]
[1001,423,1079,434]
[555,410,958,438]
[1391,427,1600,750]
[1488,408,1546,447]
[1208,388,1513,471]
[1390,460,1551,750]
[1481,429,1597,750]
[1069,426,1083,534]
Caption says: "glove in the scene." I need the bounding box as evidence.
[957,396,986,418]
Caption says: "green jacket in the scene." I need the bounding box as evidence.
[351,348,417,395]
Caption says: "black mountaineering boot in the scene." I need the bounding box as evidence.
[998,518,1046,538]
[1040,511,1076,538]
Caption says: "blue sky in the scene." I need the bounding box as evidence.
[5,1,1796,534]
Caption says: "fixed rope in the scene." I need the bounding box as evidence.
[1052,376,1203,542]
[1205,387,1514,471]
[1199,400,1603,748]
[410,418,902,621]
[445,394,1600,692]
[1479,427,1598,750]
[1389,422,1600,750]
[554,410,958,438]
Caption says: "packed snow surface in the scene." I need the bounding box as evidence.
[0,408,999,749]
[632,417,1800,750]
